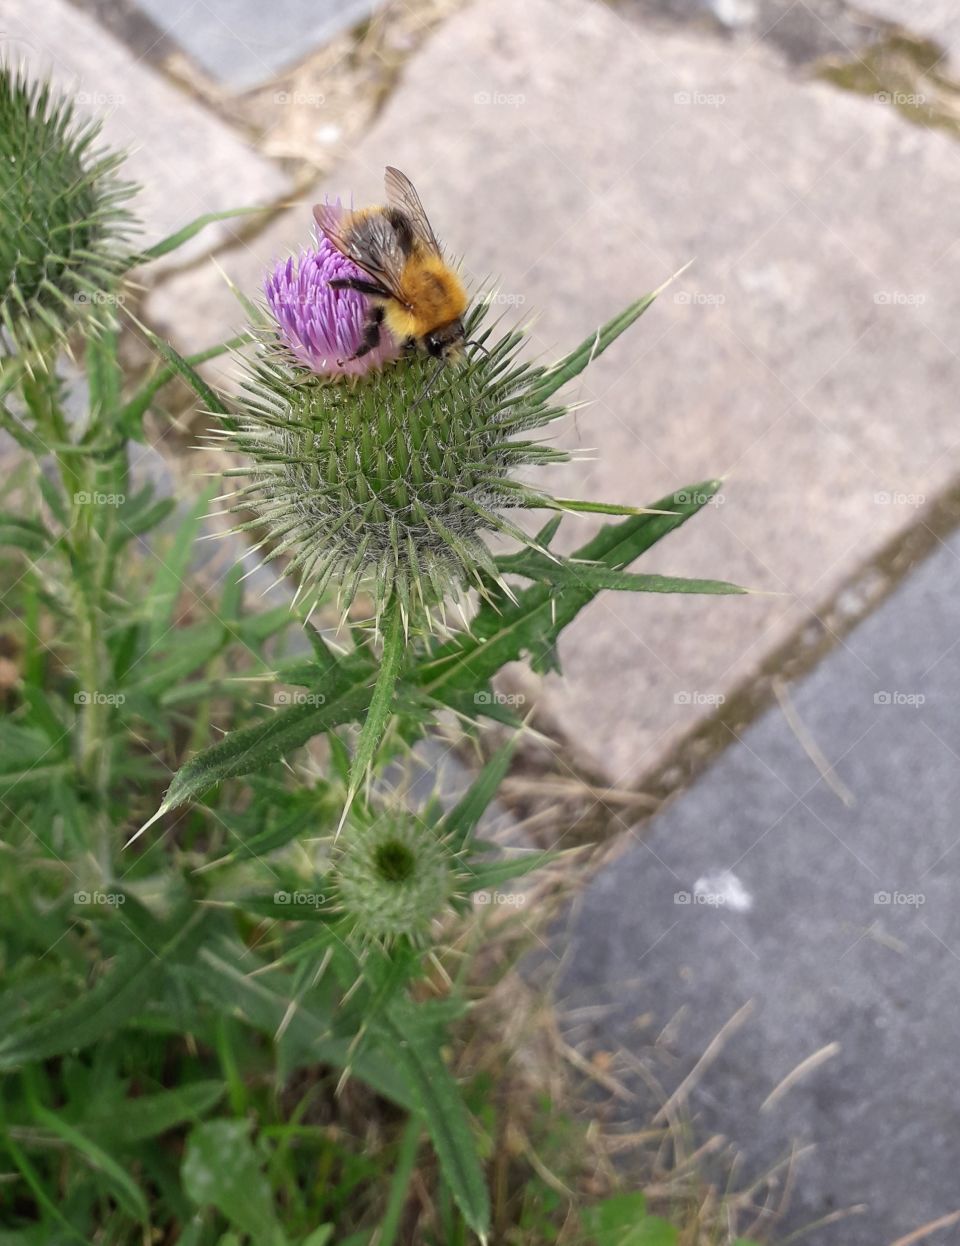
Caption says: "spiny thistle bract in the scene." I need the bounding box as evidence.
[218,302,569,624]
[0,66,136,355]
[332,808,463,946]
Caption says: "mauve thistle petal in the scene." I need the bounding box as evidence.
[264,204,400,379]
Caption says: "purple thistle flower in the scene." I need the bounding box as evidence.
[264,204,399,378]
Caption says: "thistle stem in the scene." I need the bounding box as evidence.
[28,351,114,872]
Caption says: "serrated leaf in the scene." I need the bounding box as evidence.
[0,513,55,558]
[533,264,690,402]
[379,1000,490,1239]
[179,945,414,1108]
[0,910,205,1068]
[462,850,559,894]
[83,1081,225,1145]
[342,602,406,829]
[420,480,725,693]
[129,650,374,840]
[496,548,746,596]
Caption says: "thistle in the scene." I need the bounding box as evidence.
[264,217,400,377]
[220,301,570,625]
[0,66,136,356]
[209,242,683,828]
[332,807,461,947]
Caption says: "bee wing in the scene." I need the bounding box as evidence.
[313,202,409,303]
[384,166,442,256]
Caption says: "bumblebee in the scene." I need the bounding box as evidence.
[313,167,469,365]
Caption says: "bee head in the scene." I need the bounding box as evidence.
[425,319,465,361]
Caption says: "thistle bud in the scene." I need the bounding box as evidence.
[332,809,460,946]
[220,302,569,622]
[0,67,136,356]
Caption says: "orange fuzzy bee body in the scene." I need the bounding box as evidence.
[314,168,468,364]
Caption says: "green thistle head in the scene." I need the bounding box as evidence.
[219,304,569,623]
[333,808,461,946]
[0,67,136,355]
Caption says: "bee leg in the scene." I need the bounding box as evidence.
[345,305,385,362]
[329,277,391,298]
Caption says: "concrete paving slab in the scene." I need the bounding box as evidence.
[551,527,960,1244]
[6,0,291,266]
[147,0,960,793]
[130,0,383,90]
